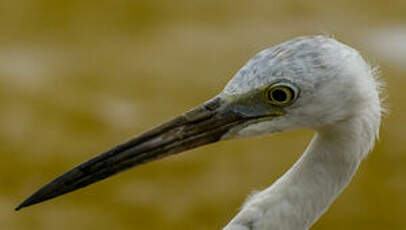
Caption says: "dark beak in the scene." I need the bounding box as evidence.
[16,97,255,211]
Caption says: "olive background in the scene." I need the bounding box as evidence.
[1,1,406,229]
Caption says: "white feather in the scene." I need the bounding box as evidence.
[222,36,383,230]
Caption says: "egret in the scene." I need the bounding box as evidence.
[16,35,383,230]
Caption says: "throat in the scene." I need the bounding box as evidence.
[247,118,377,230]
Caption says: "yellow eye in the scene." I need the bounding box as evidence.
[266,85,295,106]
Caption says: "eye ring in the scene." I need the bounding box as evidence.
[265,84,296,106]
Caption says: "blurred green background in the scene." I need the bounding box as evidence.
[1,0,405,229]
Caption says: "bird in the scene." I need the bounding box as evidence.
[16,35,383,230]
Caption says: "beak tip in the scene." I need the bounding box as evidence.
[15,190,50,211]
[15,196,40,211]
[15,201,29,211]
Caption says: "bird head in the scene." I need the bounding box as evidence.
[221,35,381,138]
[16,36,382,210]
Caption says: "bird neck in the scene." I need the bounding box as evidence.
[278,125,364,228]
[245,115,379,230]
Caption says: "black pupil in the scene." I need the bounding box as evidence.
[271,89,288,102]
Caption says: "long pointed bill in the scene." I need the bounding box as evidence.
[16,97,264,211]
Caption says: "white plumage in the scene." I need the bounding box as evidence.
[223,36,383,230]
